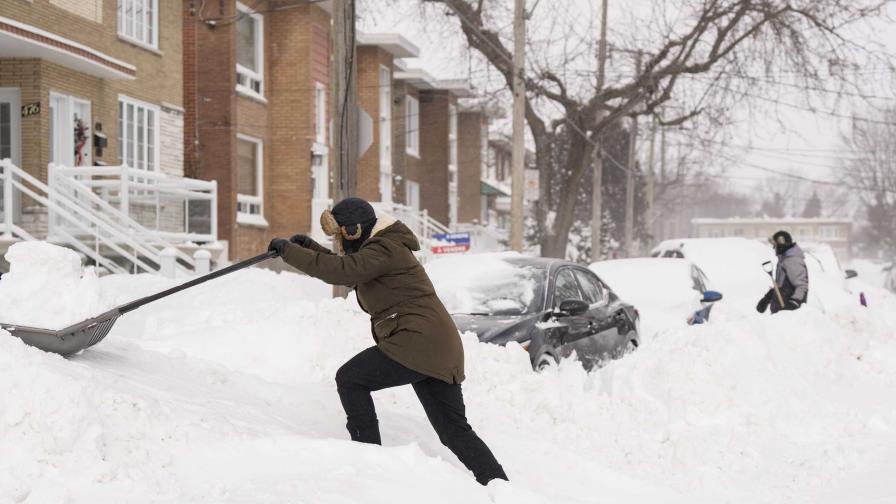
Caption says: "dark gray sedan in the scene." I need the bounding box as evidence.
[442,256,640,371]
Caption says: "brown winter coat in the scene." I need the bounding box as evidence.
[280,217,465,383]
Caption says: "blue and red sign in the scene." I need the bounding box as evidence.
[431,232,471,254]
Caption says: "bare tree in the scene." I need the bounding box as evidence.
[843,108,896,256]
[419,0,890,257]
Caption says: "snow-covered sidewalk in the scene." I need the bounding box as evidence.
[2,260,896,503]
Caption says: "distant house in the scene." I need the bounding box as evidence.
[691,217,852,262]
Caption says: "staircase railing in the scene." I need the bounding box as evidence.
[49,164,218,272]
[1,159,197,275]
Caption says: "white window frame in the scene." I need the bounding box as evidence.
[405,95,419,158]
[448,104,458,225]
[117,0,159,50]
[235,2,265,101]
[378,65,393,203]
[236,133,266,227]
[405,180,420,211]
[118,95,160,173]
[314,82,326,144]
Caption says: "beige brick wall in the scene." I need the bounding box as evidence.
[49,0,103,23]
[0,0,183,183]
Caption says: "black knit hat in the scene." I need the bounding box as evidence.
[331,197,376,235]
[771,230,795,255]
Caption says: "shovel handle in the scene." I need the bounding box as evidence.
[762,262,786,307]
[117,250,279,315]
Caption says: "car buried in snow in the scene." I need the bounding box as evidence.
[588,258,723,332]
[426,254,641,371]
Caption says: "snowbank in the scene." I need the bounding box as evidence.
[2,252,896,502]
[425,253,540,315]
[0,242,113,329]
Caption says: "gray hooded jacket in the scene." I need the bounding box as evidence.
[775,244,809,304]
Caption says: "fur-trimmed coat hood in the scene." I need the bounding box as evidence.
[279,216,464,384]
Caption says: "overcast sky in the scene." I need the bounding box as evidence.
[360,1,896,214]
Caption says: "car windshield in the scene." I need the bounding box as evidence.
[426,256,547,316]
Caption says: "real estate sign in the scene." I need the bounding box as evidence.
[431,232,471,254]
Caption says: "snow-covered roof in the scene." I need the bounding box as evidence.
[393,67,437,89]
[691,217,852,225]
[357,32,420,58]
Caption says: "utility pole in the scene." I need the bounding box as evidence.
[510,0,526,252]
[645,116,656,248]
[332,0,358,201]
[331,0,357,298]
[623,50,641,257]
[591,0,609,261]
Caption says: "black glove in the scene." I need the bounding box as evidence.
[268,238,290,257]
[289,234,313,248]
[756,291,772,313]
[783,299,802,311]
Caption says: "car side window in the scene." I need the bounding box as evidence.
[553,269,583,306]
[574,270,604,304]
[690,265,706,292]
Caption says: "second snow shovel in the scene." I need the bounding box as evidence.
[762,260,786,308]
[1,250,278,356]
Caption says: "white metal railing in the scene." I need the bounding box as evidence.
[371,201,451,251]
[2,159,172,274]
[454,222,508,253]
[2,160,208,275]
[50,164,217,244]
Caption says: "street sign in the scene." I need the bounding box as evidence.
[431,232,471,254]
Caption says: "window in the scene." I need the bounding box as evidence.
[236,134,265,225]
[118,96,158,172]
[405,95,419,157]
[574,270,604,304]
[405,180,420,210]
[553,269,583,306]
[314,82,326,144]
[236,3,264,99]
[118,0,158,49]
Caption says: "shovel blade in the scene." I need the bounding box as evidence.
[1,309,120,356]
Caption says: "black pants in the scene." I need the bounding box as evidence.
[335,346,508,485]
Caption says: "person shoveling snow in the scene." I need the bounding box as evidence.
[757,230,809,314]
[0,241,113,329]
[268,197,508,486]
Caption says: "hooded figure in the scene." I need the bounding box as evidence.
[267,198,507,486]
[757,230,809,314]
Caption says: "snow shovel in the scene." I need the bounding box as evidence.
[761,260,786,308]
[1,250,279,356]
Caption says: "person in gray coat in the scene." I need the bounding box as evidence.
[757,230,809,314]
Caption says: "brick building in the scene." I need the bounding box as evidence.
[456,104,489,225]
[0,0,184,202]
[183,0,332,260]
[355,33,418,204]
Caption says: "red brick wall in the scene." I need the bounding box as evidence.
[458,111,484,224]
[185,1,329,260]
[419,90,454,226]
[355,46,395,202]
[391,81,421,206]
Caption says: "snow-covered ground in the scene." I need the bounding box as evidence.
[2,243,896,503]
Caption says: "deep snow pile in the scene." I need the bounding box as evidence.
[2,249,896,503]
[0,242,113,329]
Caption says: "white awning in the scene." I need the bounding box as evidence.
[0,16,136,80]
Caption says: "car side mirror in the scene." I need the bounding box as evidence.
[556,299,589,317]
[701,290,723,303]
[844,269,858,279]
